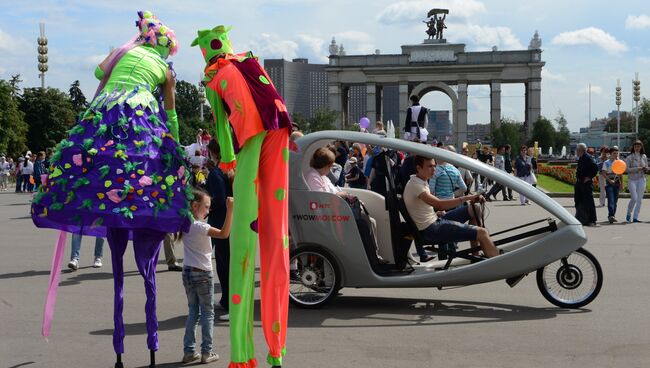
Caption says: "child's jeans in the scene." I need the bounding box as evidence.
[182,266,214,354]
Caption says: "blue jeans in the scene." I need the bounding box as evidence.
[70,234,104,260]
[182,267,214,354]
[420,206,478,245]
[605,184,620,218]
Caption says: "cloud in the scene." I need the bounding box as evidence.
[625,14,650,30]
[578,85,603,95]
[0,28,27,55]
[551,27,627,54]
[452,24,524,50]
[334,31,376,54]
[377,0,486,25]
[242,33,300,60]
[637,56,650,64]
[542,69,566,82]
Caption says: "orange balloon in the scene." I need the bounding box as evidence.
[612,159,626,175]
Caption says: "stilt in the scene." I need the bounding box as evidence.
[114,353,124,368]
[149,349,156,368]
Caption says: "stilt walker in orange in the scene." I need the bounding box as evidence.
[192,26,291,368]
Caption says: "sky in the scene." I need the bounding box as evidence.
[1,0,649,132]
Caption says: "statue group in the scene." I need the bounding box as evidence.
[424,9,448,40]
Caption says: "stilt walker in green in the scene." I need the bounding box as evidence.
[192,26,291,368]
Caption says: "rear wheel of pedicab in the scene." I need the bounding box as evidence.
[289,246,341,309]
[536,247,603,309]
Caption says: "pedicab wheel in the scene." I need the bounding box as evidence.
[536,247,602,309]
[289,246,340,309]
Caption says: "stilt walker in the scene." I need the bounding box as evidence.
[32,11,191,368]
[191,26,291,368]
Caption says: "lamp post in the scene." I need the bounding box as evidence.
[616,79,621,147]
[37,22,48,88]
[198,77,206,121]
[633,72,641,140]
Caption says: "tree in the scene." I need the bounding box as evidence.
[531,116,556,151]
[490,118,524,151]
[20,87,76,152]
[8,74,22,98]
[179,115,212,146]
[604,113,635,133]
[296,108,338,134]
[637,98,650,150]
[175,80,202,119]
[554,110,570,152]
[0,80,28,157]
[68,80,87,115]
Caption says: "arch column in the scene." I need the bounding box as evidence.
[490,80,502,127]
[398,81,409,132]
[456,82,468,148]
[525,78,541,137]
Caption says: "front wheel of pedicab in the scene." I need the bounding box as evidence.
[536,247,603,309]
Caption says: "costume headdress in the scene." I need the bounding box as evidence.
[136,10,178,58]
[190,25,234,63]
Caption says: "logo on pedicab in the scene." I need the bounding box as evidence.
[309,201,331,210]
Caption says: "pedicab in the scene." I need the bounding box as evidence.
[287,131,602,309]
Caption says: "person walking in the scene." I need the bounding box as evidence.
[485,146,509,201]
[21,154,34,193]
[625,140,648,223]
[574,143,599,226]
[596,146,609,207]
[0,156,10,191]
[67,234,105,270]
[601,146,622,223]
[515,145,534,205]
[503,144,514,200]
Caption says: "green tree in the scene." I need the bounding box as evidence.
[531,116,556,151]
[296,108,338,134]
[68,80,87,115]
[175,80,202,119]
[8,74,22,98]
[638,98,650,150]
[605,112,635,133]
[0,80,28,157]
[20,87,76,152]
[179,116,212,147]
[554,110,570,152]
[490,117,524,151]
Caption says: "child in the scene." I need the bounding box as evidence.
[181,189,234,364]
[345,156,367,189]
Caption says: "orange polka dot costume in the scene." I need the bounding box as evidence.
[192,26,290,368]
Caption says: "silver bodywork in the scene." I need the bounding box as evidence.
[289,131,587,288]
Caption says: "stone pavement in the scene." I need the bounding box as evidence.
[1,190,649,368]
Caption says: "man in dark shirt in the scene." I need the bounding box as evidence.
[207,139,234,316]
[503,144,514,200]
[574,143,598,226]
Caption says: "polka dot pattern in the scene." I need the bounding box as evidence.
[232,294,241,305]
[250,219,259,233]
[272,321,281,334]
[259,75,270,85]
[282,147,289,162]
[274,188,285,201]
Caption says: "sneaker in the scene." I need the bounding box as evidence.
[168,264,183,272]
[67,259,79,271]
[181,351,201,363]
[608,216,614,224]
[218,313,229,322]
[201,351,219,364]
[93,257,103,268]
[505,274,526,287]
[633,218,641,223]
[626,214,631,222]
[419,255,434,263]
[181,351,200,363]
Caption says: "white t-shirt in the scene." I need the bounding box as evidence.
[403,175,437,230]
[22,160,34,175]
[182,220,213,271]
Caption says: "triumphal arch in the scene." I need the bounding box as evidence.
[326,10,544,146]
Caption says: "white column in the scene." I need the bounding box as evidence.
[328,84,343,129]
[456,82,468,148]
[526,79,541,137]
[366,83,377,123]
[398,82,409,134]
[490,80,501,127]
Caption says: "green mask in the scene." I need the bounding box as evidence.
[191,25,234,63]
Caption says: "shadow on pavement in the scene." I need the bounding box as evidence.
[287,295,589,328]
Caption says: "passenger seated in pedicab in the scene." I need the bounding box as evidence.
[305,147,388,264]
[403,155,500,259]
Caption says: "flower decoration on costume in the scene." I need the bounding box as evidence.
[136,10,179,58]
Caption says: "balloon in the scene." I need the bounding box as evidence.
[612,159,626,175]
[359,117,370,129]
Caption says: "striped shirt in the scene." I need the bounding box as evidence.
[429,164,466,199]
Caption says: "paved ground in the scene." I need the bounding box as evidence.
[1,190,649,368]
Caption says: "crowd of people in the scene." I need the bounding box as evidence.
[0,150,52,193]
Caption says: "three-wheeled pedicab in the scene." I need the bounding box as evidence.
[288,131,602,309]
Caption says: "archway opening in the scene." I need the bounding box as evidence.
[421,90,454,145]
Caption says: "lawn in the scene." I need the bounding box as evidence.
[537,174,650,193]
[536,174,574,193]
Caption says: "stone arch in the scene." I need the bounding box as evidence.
[410,81,458,142]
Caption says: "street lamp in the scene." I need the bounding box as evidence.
[616,79,621,147]
[37,22,48,88]
[633,73,641,140]
[198,76,206,121]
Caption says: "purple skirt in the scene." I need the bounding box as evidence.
[32,99,192,237]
